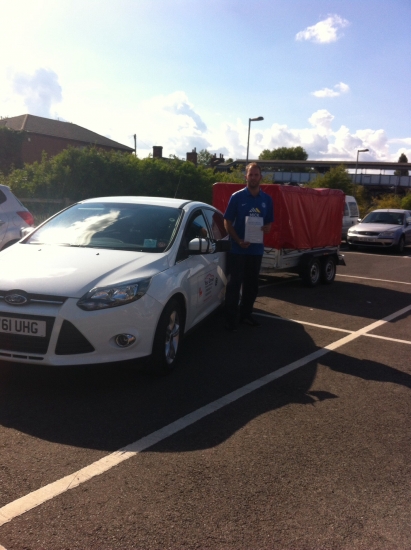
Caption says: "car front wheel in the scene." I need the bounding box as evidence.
[151,298,183,375]
[396,236,405,254]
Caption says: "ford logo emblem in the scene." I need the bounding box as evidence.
[4,291,29,306]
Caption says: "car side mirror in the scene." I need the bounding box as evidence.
[188,237,216,254]
[357,218,362,223]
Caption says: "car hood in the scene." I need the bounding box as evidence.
[352,223,401,233]
[0,244,170,297]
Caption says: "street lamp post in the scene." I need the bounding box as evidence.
[246,116,264,165]
[354,148,369,194]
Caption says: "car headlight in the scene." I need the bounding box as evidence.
[378,230,397,238]
[77,278,151,311]
[347,228,357,235]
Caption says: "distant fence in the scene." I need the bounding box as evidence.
[266,172,411,189]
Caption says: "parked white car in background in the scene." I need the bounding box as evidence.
[0,184,34,250]
[0,196,229,373]
[342,195,359,240]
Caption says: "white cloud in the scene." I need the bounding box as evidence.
[296,15,349,44]
[11,68,62,118]
[312,82,350,98]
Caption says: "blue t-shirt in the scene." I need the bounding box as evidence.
[224,187,274,255]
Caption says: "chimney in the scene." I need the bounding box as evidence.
[211,152,225,168]
[153,146,163,158]
[186,147,198,165]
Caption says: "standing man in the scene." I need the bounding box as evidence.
[223,162,273,331]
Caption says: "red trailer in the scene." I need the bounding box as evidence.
[213,183,346,286]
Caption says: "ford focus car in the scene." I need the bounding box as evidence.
[0,196,229,373]
[347,209,411,253]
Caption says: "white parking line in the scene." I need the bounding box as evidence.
[256,312,354,333]
[337,274,411,285]
[255,313,411,344]
[1,303,410,527]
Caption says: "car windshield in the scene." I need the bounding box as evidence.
[26,202,183,252]
[362,212,404,225]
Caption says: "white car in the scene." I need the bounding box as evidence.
[347,209,411,253]
[0,196,229,373]
[0,184,35,250]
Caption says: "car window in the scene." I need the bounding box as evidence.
[363,212,404,225]
[348,202,358,217]
[343,203,349,216]
[25,202,183,252]
[0,189,6,205]
[203,209,228,240]
[185,212,209,243]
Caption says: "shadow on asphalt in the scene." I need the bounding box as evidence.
[257,279,411,322]
[0,291,410,453]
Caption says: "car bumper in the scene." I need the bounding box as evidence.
[347,236,398,248]
[0,294,163,366]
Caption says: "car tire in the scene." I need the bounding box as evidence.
[320,256,336,284]
[396,236,405,254]
[151,298,183,375]
[301,258,321,287]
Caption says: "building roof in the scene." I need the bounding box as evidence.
[0,114,133,152]
[216,159,411,172]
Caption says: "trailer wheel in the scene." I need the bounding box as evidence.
[320,256,336,284]
[302,258,321,287]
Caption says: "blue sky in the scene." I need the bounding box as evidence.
[1,0,410,163]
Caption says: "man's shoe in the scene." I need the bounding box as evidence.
[241,315,261,327]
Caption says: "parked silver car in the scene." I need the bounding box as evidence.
[0,185,35,251]
[347,209,411,253]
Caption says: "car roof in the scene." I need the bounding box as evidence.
[80,196,194,208]
[370,209,408,213]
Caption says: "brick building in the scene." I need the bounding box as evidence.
[0,114,134,165]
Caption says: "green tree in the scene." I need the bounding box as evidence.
[259,146,308,161]
[197,149,213,166]
[306,165,354,194]
[394,153,409,176]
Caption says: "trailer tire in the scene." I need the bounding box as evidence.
[320,256,336,284]
[301,258,321,287]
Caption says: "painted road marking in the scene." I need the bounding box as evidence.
[337,274,411,285]
[255,313,411,344]
[1,304,410,527]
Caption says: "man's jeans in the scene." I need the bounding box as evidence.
[224,253,262,323]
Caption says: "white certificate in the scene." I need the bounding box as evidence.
[244,216,264,243]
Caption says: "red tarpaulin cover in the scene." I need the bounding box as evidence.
[212,183,345,250]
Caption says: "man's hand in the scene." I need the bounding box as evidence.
[238,240,250,248]
[261,223,271,234]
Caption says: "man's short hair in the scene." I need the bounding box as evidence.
[245,162,262,175]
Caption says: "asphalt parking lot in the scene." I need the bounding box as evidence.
[0,245,410,550]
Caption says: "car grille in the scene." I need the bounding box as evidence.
[0,291,67,305]
[55,321,95,355]
[356,231,380,236]
[0,312,55,354]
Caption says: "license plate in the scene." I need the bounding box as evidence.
[360,237,376,242]
[0,317,46,337]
